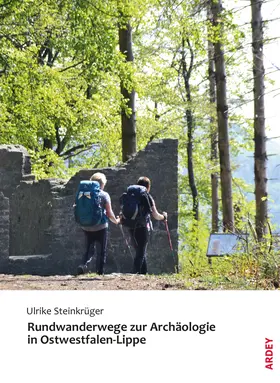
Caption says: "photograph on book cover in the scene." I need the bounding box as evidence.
[1,1,280,382]
[0,0,280,293]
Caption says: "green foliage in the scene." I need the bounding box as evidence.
[30,149,68,179]
[0,0,126,178]
[1,0,278,288]
[179,217,210,277]
[179,216,280,289]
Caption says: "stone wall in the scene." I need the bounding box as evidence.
[0,139,178,275]
[0,145,34,198]
[0,192,9,268]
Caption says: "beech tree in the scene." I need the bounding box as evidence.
[181,37,199,220]
[207,3,219,233]
[119,19,137,162]
[251,0,268,240]
[211,0,234,232]
[0,0,123,176]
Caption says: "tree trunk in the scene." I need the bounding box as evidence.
[251,0,267,241]
[154,101,160,121]
[186,109,199,220]
[207,3,219,233]
[42,138,54,169]
[211,0,234,232]
[119,22,136,162]
[181,38,199,220]
[40,42,55,163]
[43,138,53,150]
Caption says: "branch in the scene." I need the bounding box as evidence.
[55,125,62,155]
[147,106,174,119]
[266,136,280,141]
[63,146,94,161]
[186,38,194,81]
[91,4,117,17]
[0,34,28,49]
[59,140,100,158]
[147,127,169,144]
[228,87,280,112]
[59,144,86,157]
[60,136,69,153]
[59,60,85,73]
[48,50,59,67]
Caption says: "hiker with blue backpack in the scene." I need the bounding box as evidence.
[120,176,167,274]
[74,172,120,275]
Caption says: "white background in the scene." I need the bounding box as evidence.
[0,291,279,383]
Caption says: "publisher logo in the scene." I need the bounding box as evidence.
[265,338,273,370]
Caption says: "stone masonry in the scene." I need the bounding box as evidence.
[0,140,178,275]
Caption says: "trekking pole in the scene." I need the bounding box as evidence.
[164,220,178,273]
[119,225,134,260]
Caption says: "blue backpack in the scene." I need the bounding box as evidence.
[74,181,104,227]
[120,185,152,228]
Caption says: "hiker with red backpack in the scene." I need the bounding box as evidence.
[120,176,167,274]
[74,172,120,275]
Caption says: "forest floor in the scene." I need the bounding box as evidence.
[0,273,276,290]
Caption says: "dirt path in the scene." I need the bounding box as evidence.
[0,273,187,290]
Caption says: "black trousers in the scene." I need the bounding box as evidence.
[129,226,149,274]
[82,228,108,274]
